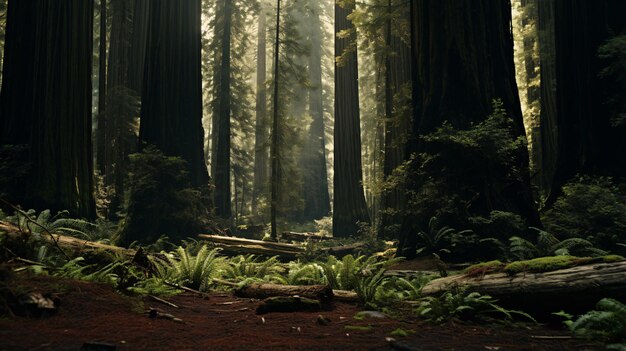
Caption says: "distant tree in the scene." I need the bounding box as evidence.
[300,0,331,221]
[0,0,96,218]
[333,0,370,237]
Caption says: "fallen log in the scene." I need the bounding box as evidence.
[421,260,626,313]
[324,242,366,257]
[280,231,329,242]
[235,283,334,303]
[333,289,359,302]
[1,221,134,258]
[198,234,304,252]
[256,296,322,314]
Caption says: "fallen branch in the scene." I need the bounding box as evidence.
[236,283,334,303]
[149,295,179,309]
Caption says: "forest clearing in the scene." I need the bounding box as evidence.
[1,0,626,350]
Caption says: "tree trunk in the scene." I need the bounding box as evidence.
[270,0,281,240]
[536,0,558,196]
[139,0,209,192]
[301,1,330,221]
[128,0,150,97]
[547,0,626,204]
[252,3,268,217]
[333,1,370,238]
[105,0,137,217]
[96,0,107,175]
[213,0,233,219]
[379,0,411,239]
[24,1,96,219]
[398,0,539,257]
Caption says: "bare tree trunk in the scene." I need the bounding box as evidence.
[333,1,370,237]
[252,3,268,217]
[97,0,107,175]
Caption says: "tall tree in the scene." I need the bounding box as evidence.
[96,0,107,174]
[1,0,96,218]
[333,0,370,237]
[379,0,412,239]
[252,2,269,217]
[547,0,626,203]
[300,0,331,221]
[128,0,150,97]
[139,0,209,192]
[270,0,281,239]
[212,0,233,219]
[104,0,142,216]
[397,0,539,257]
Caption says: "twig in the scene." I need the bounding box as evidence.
[0,198,70,261]
[149,295,179,309]
[530,335,573,340]
[164,281,209,297]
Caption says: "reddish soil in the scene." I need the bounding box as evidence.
[0,274,602,351]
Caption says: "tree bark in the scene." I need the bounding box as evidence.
[300,1,331,222]
[252,3,269,217]
[547,0,626,204]
[96,0,107,175]
[213,0,233,219]
[270,0,281,240]
[236,283,333,304]
[333,1,370,238]
[139,0,209,193]
[398,0,540,257]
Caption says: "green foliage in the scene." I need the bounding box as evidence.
[415,216,474,257]
[558,298,626,345]
[416,288,536,324]
[223,255,284,285]
[395,101,530,260]
[126,277,181,298]
[509,227,607,260]
[54,257,121,285]
[116,147,209,246]
[8,209,95,240]
[280,262,325,286]
[152,245,224,292]
[543,176,626,251]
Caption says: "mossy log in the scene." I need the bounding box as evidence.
[0,221,134,258]
[236,283,334,303]
[280,231,329,242]
[197,234,304,258]
[421,260,626,312]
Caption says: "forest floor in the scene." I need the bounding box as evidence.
[0,274,603,351]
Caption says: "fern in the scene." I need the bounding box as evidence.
[152,245,225,292]
[222,255,283,284]
[54,257,121,285]
[560,298,626,343]
[509,227,606,260]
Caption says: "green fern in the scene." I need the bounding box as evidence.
[152,245,225,292]
[417,288,536,324]
[222,255,283,284]
[560,298,626,343]
[54,257,121,285]
[509,227,606,260]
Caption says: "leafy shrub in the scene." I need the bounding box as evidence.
[543,176,626,251]
[557,298,626,347]
[115,147,210,246]
[416,288,536,324]
[509,227,607,260]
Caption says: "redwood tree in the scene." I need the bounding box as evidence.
[0,0,95,218]
[333,0,370,237]
[139,0,209,192]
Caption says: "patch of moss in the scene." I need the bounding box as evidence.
[390,328,413,337]
[503,256,592,274]
[345,325,373,332]
[463,260,505,277]
[600,255,624,263]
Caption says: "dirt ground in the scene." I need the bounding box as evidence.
[0,274,602,351]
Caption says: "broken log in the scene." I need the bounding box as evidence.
[421,261,626,313]
[324,242,367,257]
[332,289,359,302]
[235,283,334,303]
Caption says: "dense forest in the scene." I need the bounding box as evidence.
[1,1,626,350]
